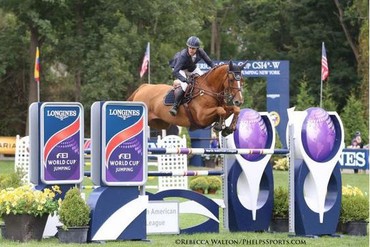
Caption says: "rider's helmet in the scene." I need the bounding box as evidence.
[186,36,201,49]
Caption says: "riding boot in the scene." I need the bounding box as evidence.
[169,88,185,116]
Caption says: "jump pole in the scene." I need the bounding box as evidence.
[148,147,289,155]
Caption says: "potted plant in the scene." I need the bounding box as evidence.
[339,185,369,236]
[0,171,24,239]
[206,176,222,194]
[57,187,90,243]
[270,186,289,232]
[0,185,61,242]
[189,177,209,194]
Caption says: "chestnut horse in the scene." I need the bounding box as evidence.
[127,60,246,136]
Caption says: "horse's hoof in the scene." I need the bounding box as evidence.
[221,128,233,137]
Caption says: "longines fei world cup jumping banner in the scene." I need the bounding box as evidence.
[29,102,84,185]
[91,101,148,186]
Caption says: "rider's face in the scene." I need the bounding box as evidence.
[188,47,197,56]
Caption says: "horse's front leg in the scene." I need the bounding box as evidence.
[197,106,227,132]
[213,117,224,132]
[213,106,228,132]
[221,106,241,137]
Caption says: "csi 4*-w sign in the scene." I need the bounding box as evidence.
[338,148,369,170]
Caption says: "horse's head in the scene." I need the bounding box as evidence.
[223,60,247,107]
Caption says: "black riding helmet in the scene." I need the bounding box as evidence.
[186,36,200,48]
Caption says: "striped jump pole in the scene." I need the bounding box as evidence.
[148,170,224,177]
[148,147,289,155]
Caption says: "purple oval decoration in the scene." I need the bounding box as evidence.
[301,107,336,162]
[234,109,268,161]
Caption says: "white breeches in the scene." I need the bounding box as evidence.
[178,68,204,91]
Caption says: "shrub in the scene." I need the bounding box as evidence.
[58,187,90,229]
[340,185,369,223]
[206,176,222,191]
[0,170,24,190]
[273,186,289,218]
[189,177,209,192]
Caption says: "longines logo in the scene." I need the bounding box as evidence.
[109,109,140,120]
[47,110,77,120]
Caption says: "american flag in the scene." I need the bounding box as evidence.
[34,47,40,83]
[140,43,150,78]
[321,42,329,81]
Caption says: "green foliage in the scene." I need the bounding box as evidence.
[0,170,24,190]
[0,185,61,217]
[340,93,368,145]
[322,83,337,111]
[241,78,266,111]
[0,0,367,136]
[58,188,90,228]
[340,194,369,223]
[179,127,191,148]
[273,186,289,218]
[295,75,316,110]
[189,177,209,192]
[206,176,222,191]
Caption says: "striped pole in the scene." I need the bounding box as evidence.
[84,170,223,178]
[148,170,223,177]
[148,147,289,155]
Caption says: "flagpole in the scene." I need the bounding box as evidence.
[37,82,40,102]
[34,46,40,102]
[148,42,151,84]
[320,80,323,108]
[320,42,323,108]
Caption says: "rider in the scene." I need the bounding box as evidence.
[168,36,215,116]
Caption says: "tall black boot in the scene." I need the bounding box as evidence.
[169,88,185,116]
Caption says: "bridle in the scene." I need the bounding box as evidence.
[190,64,244,107]
[224,70,243,106]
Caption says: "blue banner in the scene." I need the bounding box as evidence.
[339,148,369,170]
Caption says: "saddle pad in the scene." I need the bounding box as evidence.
[163,89,175,105]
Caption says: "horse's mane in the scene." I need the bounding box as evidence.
[199,63,227,79]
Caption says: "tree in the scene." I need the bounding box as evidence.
[295,75,316,111]
[0,0,366,136]
[340,93,368,145]
[0,11,29,135]
[322,83,338,112]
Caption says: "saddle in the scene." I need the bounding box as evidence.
[163,74,198,106]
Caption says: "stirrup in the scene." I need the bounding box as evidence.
[169,106,178,116]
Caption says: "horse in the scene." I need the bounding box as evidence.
[127,60,247,136]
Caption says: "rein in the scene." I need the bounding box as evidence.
[190,67,229,104]
[190,66,242,106]
[182,63,243,129]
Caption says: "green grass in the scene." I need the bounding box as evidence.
[0,161,14,175]
[273,170,369,195]
[0,160,368,246]
[0,230,368,247]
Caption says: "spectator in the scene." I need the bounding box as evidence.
[354,131,364,148]
[352,131,363,174]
